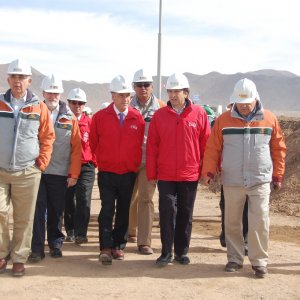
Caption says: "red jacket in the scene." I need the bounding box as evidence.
[146,100,211,181]
[90,104,145,174]
[78,113,96,166]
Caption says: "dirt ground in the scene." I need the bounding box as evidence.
[1,184,300,300]
[1,117,300,299]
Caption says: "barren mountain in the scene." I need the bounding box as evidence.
[1,63,300,114]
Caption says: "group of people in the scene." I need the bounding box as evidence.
[0,58,286,279]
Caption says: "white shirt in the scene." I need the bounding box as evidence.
[113,104,128,119]
[11,92,27,118]
[49,104,59,125]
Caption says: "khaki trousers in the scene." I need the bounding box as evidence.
[0,166,41,263]
[223,183,270,267]
[128,164,155,246]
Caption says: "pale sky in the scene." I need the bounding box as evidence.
[0,0,299,83]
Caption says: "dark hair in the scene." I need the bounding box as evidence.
[183,88,190,96]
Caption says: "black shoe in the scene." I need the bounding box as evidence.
[28,252,45,263]
[65,230,75,242]
[50,248,62,258]
[156,253,173,266]
[174,254,190,265]
[252,266,268,278]
[219,232,226,248]
[75,236,88,244]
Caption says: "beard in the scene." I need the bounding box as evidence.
[45,99,59,111]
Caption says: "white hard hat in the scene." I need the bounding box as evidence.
[100,102,110,110]
[41,74,64,93]
[230,78,260,104]
[166,73,189,90]
[83,106,92,114]
[226,102,234,111]
[110,75,133,94]
[7,59,32,76]
[67,88,87,103]
[132,68,153,83]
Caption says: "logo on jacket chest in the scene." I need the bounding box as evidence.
[83,131,89,142]
[130,125,138,130]
[188,121,197,128]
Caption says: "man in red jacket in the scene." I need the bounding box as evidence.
[64,88,96,245]
[146,73,210,266]
[90,75,145,265]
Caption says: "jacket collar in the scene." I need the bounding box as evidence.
[231,100,264,122]
[167,98,192,114]
[4,89,36,104]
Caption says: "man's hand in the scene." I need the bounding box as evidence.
[149,179,157,186]
[201,177,211,186]
[67,178,78,187]
[273,181,282,192]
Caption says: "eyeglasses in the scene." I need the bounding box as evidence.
[68,101,85,106]
[135,82,151,88]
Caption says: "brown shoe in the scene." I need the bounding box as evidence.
[12,263,25,277]
[111,249,124,260]
[99,248,112,265]
[0,258,8,274]
[138,245,153,255]
[128,236,137,243]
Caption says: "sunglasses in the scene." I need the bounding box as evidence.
[68,101,85,106]
[135,82,151,88]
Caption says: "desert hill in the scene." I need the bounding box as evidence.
[1,63,300,114]
[271,118,300,216]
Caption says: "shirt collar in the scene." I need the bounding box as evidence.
[171,99,187,115]
[234,101,260,122]
[113,104,128,117]
[11,91,27,103]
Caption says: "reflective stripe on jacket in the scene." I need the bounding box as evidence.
[44,101,82,178]
[0,89,55,171]
[201,101,286,187]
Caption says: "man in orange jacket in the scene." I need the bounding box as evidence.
[0,59,55,276]
[202,78,286,278]
[29,75,81,263]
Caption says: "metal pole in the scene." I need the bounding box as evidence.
[157,0,162,99]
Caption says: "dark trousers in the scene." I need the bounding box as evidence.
[157,180,198,256]
[98,171,136,250]
[31,174,67,252]
[64,163,95,237]
[219,185,248,241]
